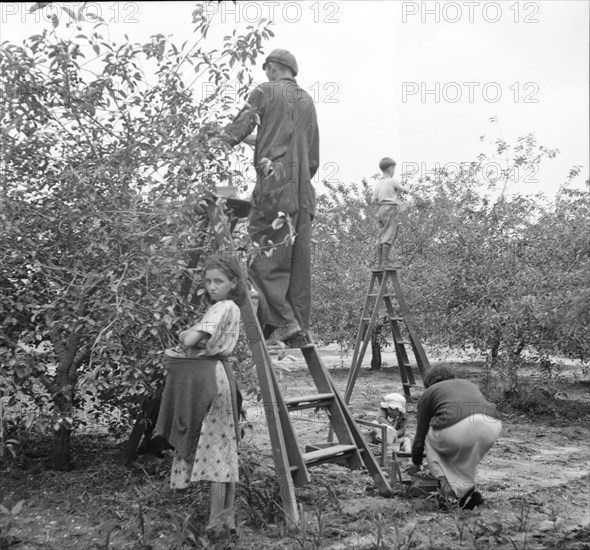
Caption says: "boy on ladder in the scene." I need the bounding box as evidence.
[370,157,418,270]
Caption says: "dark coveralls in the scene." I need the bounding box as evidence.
[224,77,320,334]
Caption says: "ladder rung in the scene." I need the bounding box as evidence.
[302,444,358,467]
[402,382,424,389]
[392,451,413,459]
[284,393,334,411]
[362,316,403,322]
[367,293,394,298]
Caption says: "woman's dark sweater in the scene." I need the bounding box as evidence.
[412,379,501,465]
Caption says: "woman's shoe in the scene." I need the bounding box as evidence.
[459,488,484,510]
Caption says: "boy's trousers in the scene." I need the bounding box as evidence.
[376,203,400,245]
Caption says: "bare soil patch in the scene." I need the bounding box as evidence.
[1,346,589,549]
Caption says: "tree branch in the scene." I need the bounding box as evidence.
[87,264,128,372]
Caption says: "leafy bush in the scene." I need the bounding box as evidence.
[0,3,272,468]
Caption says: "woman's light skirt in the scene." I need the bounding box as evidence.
[425,413,502,498]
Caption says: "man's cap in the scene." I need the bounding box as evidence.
[380,392,406,413]
[262,49,298,76]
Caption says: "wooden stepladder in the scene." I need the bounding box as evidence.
[206,200,392,526]
[344,267,430,404]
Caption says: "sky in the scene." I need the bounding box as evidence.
[1,1,588,200]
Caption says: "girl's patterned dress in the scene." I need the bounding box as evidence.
[165,300,241,489]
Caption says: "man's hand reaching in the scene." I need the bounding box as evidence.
[259,157,273,177]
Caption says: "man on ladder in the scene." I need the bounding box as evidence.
[215,49,392,524]
[221,48,319,349]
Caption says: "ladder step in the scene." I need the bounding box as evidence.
[284,393,334,411]
[302,444,358,468]
[402,381,424,389]
[362,316,403,322]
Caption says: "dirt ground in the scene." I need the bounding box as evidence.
[1,345,589,549]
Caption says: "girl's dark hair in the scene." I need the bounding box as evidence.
[423,365,456,388]
[202,253,247,307]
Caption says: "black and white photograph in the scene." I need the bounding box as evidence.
[1,1,588,548]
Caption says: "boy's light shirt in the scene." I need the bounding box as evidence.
[372,176,409,212]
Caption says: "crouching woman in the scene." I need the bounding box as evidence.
[409,365,502,509]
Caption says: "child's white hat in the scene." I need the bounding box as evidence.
[380,392,406,413]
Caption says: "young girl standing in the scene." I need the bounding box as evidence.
[155,255,246,532]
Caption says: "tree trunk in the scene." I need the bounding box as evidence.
[50,379,75,470]
[47,280,97,470]
[481,335,502,391]
[491,339,501,360]
[370,324,382,371]
[503,345,521,399]
[51,422,73,471]
[513,338,526,357]
[52,331,85,470]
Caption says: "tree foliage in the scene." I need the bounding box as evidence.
[1,3,588,466]
[1,3,272,468]
[311,136,589,391]
[311,180,376,348]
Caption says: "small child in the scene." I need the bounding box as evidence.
[155,254,247,534]
[372,392,411,452]
[371,157,413,269]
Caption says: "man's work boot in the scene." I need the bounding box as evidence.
[268,323,300,345]
[284,330,314,349]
